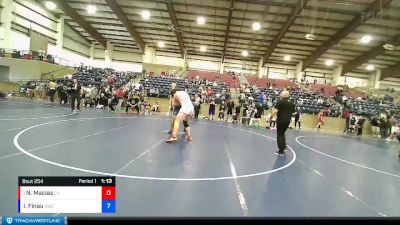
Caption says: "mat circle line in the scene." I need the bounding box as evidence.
[295,136,400,179]
[13,116,297,181]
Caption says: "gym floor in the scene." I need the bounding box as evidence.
[0,99,399,217]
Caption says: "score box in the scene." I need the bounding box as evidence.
[18,177,116,214]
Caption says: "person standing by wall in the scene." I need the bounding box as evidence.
[356,114,365,136]
[380,114,390,140]
[47,80,57,102]
[226,99,235,121]
[370,114,380,137]
[218,101,226,121]
[266,112,277,129]
[294,106,302,130]
[343,111,351,134]
[388,115,398,141]
[193,94,201,119]
[315,110,325,130]
[234,104,241,124]
[348,113,357,134]
[271,91,295,156]
[208,98,216,120]
[57,82,67,105]
[68,79,81,113]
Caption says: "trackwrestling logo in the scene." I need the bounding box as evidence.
[1,217,64,225]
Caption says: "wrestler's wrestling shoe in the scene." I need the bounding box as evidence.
[165,137,178,143]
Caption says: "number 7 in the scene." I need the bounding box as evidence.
[107,203,111,209]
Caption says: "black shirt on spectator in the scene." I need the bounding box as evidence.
[128,97,139,105]
[68,83,81,95]
[227,102,235,111]
[235,106,241,114]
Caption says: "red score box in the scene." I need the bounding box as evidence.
[102,186,116,200]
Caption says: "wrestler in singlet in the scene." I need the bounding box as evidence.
[166,90,194,142]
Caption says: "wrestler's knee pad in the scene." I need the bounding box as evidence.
[183,120,189,128]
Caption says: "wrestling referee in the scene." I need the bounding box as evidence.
[271,91,295,156]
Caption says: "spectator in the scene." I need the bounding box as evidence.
[57,82,68,105]
[226,99,234,120]
[68,79,81,113]
[239,93,245,107]
[356,115,365,136]
[126,95,140,113]
[267,112,277,129]
[242,106,250,126]
[206,87,213,103]
[349,113,357,133]
[370,115,380,137]
[193,95,201,119]
[294,106,302,130]
[234,105,241,124]
[343,111,351,134]
[151,101,160,112]
[27,81,36,99]
[388,115,398,140]
[380,114,390,140]
[47,80,57,102]
[249,108,261,127]
[208,98,216,120]
[218,102,226,121]
[315,110,324,130]
[108,94,119,111]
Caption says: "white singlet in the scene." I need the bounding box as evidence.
[175,91,194,116]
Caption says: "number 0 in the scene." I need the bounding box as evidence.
[107,203,111,209]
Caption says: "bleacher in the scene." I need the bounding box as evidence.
[352,99,400,118]
[243,86,328,114]
[187,70,218,81]
[69,68,133,88]
[245,76,297,89]
[140,76,230,100]
[187,70,239,88]
[308,83,364,99]
[245,76,268,87]
[308,84,337,97]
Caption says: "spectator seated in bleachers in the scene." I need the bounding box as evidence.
[139,76,230,104]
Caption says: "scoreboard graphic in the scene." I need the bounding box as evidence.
[18,177,116,214]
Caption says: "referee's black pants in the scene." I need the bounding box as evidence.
[276,119,290,153]
[70,93,81,111]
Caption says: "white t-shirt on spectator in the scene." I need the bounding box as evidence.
[135,83,140,90]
